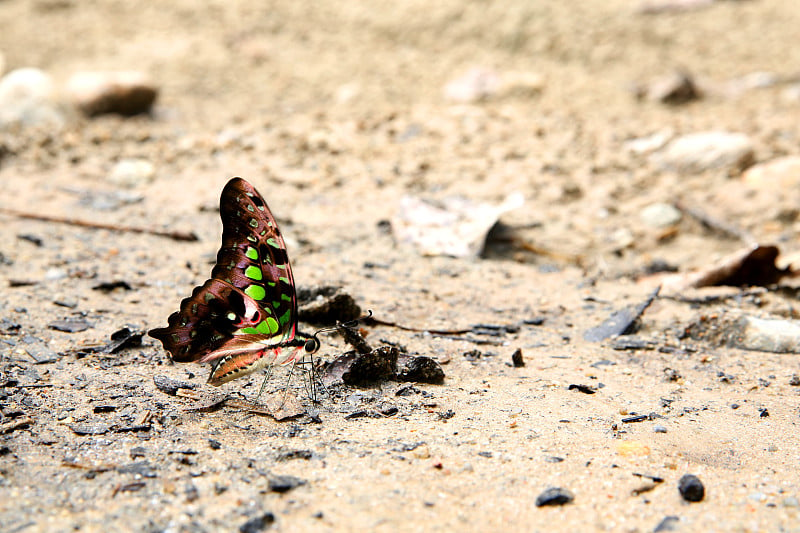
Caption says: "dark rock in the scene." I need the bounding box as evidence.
[239,512,275,533]
[511,348,525,367]
[678,474,705,502]
[117,461,157,478]
[153,375,196,395]
[92,281,133,292]
[323,347,398,387]
[535,487,574,507]
[396,355,444,384]
[129,447,146,459]
[568,384,596,395]
[437,409,455,420]
[268,475,306,493]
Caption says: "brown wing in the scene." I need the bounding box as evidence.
[149,177,298,362]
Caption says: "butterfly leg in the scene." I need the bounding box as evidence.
[297,352,317,403]
[251,363,275,406]
[278,357,299,408]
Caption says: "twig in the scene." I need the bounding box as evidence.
[660,287,767,305]
[673,200,753,243]
[0,207,198,242]
[510,237,585,266]
[366,316,472,335]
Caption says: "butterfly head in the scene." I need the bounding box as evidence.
[304,336,321,354]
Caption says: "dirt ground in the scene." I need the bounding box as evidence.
[2,1,800,531]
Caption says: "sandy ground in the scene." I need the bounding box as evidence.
[2,1,800,531]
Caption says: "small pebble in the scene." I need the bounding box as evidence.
[653,131,754,174]
[0,67,65,130]
[645,70,700,105]
[678,474,705,502]
[653,425,667,433]
[109,158,156,188]
[640,202,682,229]
[511,348,525,367]
[732,316,800,354]
[535,487,574,507]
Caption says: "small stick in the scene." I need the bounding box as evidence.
[672,200,753,243]
[366,316,472,335]
[0,207,198,242]
[511,237,585,266]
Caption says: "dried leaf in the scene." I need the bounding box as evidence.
[662,244,793,292]
[391,193,524,257]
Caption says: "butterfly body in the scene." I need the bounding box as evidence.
[149,177,316,385]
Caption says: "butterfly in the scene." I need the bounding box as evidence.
[149,177,320,388]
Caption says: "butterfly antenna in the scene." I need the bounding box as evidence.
[309,310,374,340]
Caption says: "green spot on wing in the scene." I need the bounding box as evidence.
[279,308,292,327]
[245,284,266,300]
[266,237,280,248]
[244,265,263,281]
[266,317,280,335]
[247,320,272,335]
[249,218,258,228]
[281,293,292,302]
[245,247,258,260]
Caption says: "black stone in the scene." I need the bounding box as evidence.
[535,487,574,507]
[268,475,306,493]
[678,474,705,502]
[396,355,444,384]
[511,348,525,367]
[239,512,275,533]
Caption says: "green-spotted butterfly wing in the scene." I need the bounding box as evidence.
[149,177,301,384]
